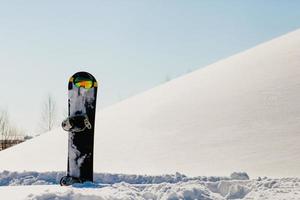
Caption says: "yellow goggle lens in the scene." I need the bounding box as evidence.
[74,77,93,89]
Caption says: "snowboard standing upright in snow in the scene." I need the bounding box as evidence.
[60,71,98,186]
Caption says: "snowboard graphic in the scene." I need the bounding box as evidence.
[60,71,98,186]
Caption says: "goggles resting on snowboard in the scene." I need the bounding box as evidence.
[70,76,97,89]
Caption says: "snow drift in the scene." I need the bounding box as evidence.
[0,171,250,186]
[0,29,300,178]
[0,171,299,200]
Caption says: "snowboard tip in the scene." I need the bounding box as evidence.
[69,71,98,88]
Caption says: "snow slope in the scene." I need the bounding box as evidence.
[0,29,300,178]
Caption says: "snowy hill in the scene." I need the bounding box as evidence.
[1,29,300,178]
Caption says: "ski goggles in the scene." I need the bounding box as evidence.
[71,76,97,89]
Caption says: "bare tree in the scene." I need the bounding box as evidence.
[62,108,68,121]
[39,94,57,133]
[165,75,171,82]
[0,110,24,150]
[0,110,9,149]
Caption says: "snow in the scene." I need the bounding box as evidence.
[0,171,299,199]
[1,28,299,177]
[0,29,300,199]
[0,171,242,186]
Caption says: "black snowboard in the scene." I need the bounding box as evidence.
[60,71,98,186]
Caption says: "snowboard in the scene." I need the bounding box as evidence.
[60,71,98,186]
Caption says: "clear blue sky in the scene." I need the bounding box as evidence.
[1,0,300,134]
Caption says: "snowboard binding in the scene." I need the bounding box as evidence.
[60,175,83,186]
[62,114,92,133]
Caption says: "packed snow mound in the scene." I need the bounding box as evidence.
[0,172,299,200]
[1,29,300,177]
